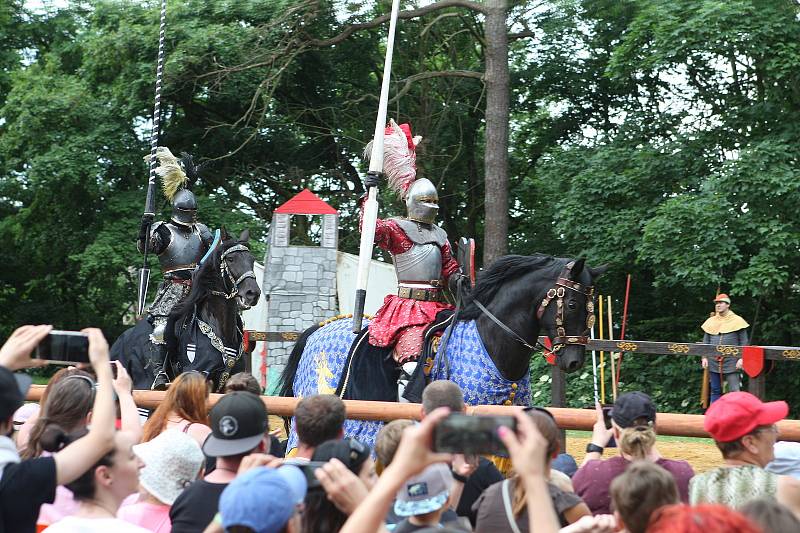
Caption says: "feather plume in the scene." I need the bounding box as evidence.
[152,146,188,202]
[363,119,421,199]
[180,152,201,187]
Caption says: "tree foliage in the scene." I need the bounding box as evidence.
[2,0,800,412]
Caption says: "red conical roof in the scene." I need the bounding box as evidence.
[274,189,338,215]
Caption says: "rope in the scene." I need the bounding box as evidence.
[146,0,168,199]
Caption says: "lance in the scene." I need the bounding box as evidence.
[352,0,402,333]
[137,0,168,318]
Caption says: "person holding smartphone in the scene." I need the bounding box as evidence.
[572,392,695,515]
[0,325,117,533]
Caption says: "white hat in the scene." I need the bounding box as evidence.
[133,429,205,504]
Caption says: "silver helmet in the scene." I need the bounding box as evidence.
[171,189,198,226]
[405,178,439,225]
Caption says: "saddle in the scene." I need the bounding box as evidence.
[334,310,454,403]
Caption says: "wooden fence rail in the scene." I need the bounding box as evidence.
[25,385,800,442]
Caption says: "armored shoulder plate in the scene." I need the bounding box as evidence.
[157,222,207,274]
[196,223,213,244]
[390,218,448,247]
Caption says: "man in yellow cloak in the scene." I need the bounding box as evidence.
[700,294,749,404]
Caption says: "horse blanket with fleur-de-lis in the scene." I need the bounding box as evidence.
[286,315,532,455]
[286,317,386,453]
[429,319,531,407]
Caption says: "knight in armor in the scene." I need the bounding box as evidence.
[361,121,460,364]
[138,148,213,389]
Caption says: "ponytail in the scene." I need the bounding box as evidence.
[619,425,657,460]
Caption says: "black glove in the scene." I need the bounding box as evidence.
[364,171,381,189]
[138,214,154,242]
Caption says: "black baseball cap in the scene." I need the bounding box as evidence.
[0,367,32,421]
[611,391,656,428]
[203,392,268,457]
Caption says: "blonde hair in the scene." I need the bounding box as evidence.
[375,419,413,473]
[619,422,657,460]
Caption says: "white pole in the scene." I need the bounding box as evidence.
[352,0,402,333]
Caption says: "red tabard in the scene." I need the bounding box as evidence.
[368,294,452,348]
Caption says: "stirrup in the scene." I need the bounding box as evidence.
[151,372,171,391]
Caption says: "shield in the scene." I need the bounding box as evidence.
[742,345,765,378]
[457,237,476,289]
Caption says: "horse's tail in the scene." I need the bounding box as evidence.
[278,323,323,398]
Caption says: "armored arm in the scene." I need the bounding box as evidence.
[137,221,168,255]
[197,223,214,248]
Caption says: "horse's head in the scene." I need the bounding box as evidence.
[538,258,607,373]
[219,228,261,309]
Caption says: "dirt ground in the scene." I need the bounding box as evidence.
[566,435,724,473]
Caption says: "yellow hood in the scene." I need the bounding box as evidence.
[701,311,749,335]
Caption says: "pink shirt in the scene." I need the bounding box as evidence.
[118,501,172,533]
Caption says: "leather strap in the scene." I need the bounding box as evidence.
[474,300,536,350]
[502,479,522,533]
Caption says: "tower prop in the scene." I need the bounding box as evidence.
[352,0,402,333]
[137,0,169,318]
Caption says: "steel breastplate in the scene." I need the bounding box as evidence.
[159,223,207,274]
[390,218,448,247]
[393,243,443,282]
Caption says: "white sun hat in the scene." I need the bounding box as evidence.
[133,429,205,505]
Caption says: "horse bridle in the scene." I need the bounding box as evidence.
[209,244,257,304]
[473,261,595,357]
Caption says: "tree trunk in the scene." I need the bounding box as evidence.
[482,0,509,266]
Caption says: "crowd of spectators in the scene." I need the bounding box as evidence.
[2,324,800,533]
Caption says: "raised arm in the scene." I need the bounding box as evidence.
[338,408,453,533]
[53,329,116,485]
[112,360,142,443]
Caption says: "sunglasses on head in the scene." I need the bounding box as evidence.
[523,406,556,422]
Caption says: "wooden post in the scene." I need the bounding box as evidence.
[748,371,766,399]
[551,365,567,451]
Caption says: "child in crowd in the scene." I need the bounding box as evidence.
[609,461,679,533]
[118,429,205,532]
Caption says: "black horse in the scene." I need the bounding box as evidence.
[279,254,605,452]
[112,229,260,390]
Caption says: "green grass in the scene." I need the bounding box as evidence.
[566,429,715,444]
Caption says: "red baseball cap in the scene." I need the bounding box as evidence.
[704,392,788,442]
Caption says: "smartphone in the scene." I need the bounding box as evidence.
[282,460,326,490]
[433,414,516,455]
[34,331,90,364]
[602,405,617,448]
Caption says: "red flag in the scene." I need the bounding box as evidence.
[544,337,556,365]
[742,346,764,378]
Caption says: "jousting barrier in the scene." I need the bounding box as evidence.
[25,385,800,442]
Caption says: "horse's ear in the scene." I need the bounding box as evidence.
[220,226,230,241]
[588,264,609,280]
[569,258,586,280]
[239,229,250,243]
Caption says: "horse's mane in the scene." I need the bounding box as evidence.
[457,254,561,320]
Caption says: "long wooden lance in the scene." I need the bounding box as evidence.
[137,0,168,318]
[352,0,402,333]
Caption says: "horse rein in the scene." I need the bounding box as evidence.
[209,244,256,305]
[472,261,595,357]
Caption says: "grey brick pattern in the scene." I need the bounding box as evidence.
[263,213,340,392]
